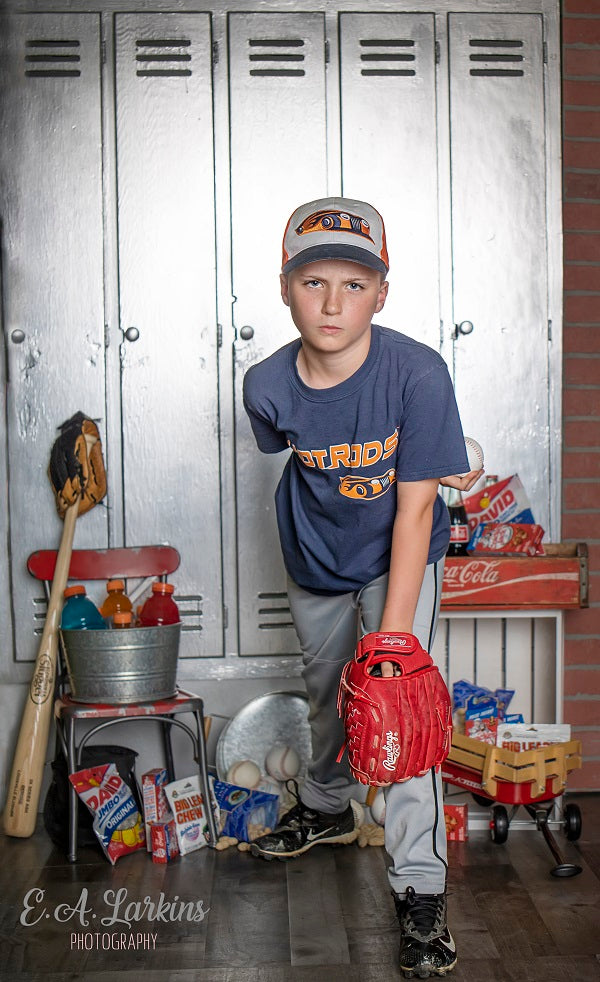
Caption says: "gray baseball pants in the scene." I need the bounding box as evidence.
[286,558,448,896]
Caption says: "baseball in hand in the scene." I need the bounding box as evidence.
[226,759,262,789]
[265,745,301,782]
[370,788,387,826]
[461,436,484,476]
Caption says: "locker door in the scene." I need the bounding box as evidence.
[230,13,327,656]
[115,13,222,658]
[0,13,106,664]
[448,14,551,533]
[339,13,440,350]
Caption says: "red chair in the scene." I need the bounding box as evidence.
[27,545,218,862]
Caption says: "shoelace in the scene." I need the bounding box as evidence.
[399,887,445,936]
[282,780,319,827]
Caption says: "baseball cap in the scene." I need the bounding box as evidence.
[281,196,389,275]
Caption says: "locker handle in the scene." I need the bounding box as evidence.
[124,326,140,342]
[453,321,474,339]
[239,325,254,341]
[10,330,25,344]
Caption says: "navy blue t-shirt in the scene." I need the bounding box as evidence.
[243,324,469,594]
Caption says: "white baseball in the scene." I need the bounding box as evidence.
[350,799,365,828]
[370,788,387,826]
[226,759,262,790]
[462,436,484,476]
[265,745,301,782]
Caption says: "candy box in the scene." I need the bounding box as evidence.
[150,814,179,864]
[142,767,169,851]
[164,775,219,856]
[469,522,545,557]
[213,781,279,843]
[465,716,498,744]
[463,474,536,537]
[444,803,468,841]
[496,723,571,752]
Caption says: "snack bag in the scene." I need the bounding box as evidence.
[463,474,536,537]
[496,723,571,751]
[164,775,218,856]
[69,763,146,864]
[213,781,279,843]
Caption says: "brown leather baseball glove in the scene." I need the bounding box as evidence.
[337,632,452,787]
[48,411,107,518]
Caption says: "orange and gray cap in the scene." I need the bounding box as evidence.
[281,196,389,275]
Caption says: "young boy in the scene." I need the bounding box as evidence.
[242,197,482,979]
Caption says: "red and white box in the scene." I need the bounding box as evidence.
[150,814,179,864]
[465,716,498,745]
[469,522,545,557]
[444,804,468,841]
[142,768,169,851]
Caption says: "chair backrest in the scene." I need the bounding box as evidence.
[27,545,180,584]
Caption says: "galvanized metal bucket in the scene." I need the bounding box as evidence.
[60,623,180,704]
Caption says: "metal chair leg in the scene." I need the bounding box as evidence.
[193,706,218,846]
[66,718,78,864]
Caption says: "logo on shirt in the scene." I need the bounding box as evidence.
[338,468,396,500]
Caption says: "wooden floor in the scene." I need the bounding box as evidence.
[1,793,599,982]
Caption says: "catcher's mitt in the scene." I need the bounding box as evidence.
[48,411,107,518]
[337,632,452,787]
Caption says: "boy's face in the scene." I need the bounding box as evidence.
[280,259,388,357]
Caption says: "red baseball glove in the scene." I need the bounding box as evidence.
[337,632,452,787]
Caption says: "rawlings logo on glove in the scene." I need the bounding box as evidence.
[336,632,452,787]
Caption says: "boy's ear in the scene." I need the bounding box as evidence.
[280,272,290,307]
[375,279,389,313]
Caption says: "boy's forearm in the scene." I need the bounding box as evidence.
[378,485,437,635]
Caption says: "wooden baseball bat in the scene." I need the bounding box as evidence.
[3,500,79,837]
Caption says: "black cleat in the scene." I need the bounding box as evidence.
[250,784,357,861]
[393,886,457,978]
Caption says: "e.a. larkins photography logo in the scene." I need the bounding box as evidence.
[382,730,401,772]
[20,886,209,951]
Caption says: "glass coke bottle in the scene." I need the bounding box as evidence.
[446,487,470,556]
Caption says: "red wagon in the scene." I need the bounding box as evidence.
[442,733,584,877]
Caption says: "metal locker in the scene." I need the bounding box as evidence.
[0,13,106,666]
[115,13,222,657]
[230,12,328,656]
[339,13,440,351]
[447,13,551,535]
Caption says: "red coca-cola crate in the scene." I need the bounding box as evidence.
[441,543,587,611]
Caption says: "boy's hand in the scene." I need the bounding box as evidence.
[440,468,484,493]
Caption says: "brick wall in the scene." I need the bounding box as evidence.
[562,0,600,790]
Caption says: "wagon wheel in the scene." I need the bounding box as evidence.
[490,805,509,844]
[564,803,582,842]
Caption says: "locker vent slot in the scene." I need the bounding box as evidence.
[25,39,81,77]
[257,593,295,630]
[136,39,192,78]
[177,595,204,635]
[469,39,525,77]
[359,39,416,77]
[248,38,305,77]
